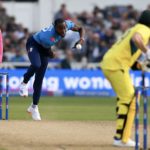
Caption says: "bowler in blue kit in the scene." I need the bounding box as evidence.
[19,18,85,120]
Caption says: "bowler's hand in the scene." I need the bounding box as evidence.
[72,39,84,49]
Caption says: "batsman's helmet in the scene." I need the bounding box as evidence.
[138,10,150,28]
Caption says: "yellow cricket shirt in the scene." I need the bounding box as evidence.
[100,23,150,70]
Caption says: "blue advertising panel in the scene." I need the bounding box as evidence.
[0,69,150,96]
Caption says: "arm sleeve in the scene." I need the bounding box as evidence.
[66,20,75,30]
[136,26,150,45]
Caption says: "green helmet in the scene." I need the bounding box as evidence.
[138,10,150,28]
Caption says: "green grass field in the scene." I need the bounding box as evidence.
[1,96,148,122]
[0,96,150,150]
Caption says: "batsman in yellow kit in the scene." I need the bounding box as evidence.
[100,10,150,147]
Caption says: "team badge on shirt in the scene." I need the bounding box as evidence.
[50,37,56,42]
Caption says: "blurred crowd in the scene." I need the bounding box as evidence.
[0,3,150,68]
[0,4,30,62]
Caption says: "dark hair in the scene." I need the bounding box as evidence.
[54,18,65,28]
[138,10,150,28]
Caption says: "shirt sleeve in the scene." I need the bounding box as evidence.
[136,25,150,45]
[66,20,75,30]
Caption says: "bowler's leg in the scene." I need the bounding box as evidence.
[33,55,49,105]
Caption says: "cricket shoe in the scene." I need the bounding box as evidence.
[113,138,140,147]
[27,105,41,121]
[19,82,28,97]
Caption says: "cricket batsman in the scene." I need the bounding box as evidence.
[19,18,85,120]
[100,10,150,147]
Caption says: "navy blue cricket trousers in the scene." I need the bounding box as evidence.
[23,36,49,105]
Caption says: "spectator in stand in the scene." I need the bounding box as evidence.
[103,28,116,47]
[54,3,71,20]
[11,49,26,62]
[0,6,9,28]
[60,49,74,69]
[6,16,17,32]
